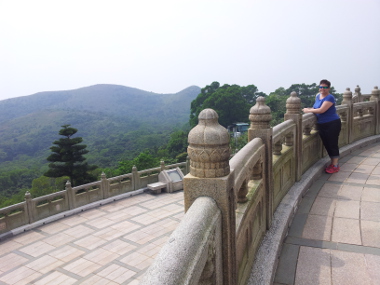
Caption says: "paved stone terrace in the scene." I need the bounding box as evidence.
[274,142,380,285]
[0,191,185,284]
[0,142,379,285]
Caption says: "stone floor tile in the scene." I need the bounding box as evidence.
[0,266,41,285]
[38,222,70,235]
[104,210,133,221]
[327,170,351,182]
[11,231,45,245]
[295,246,331,285]
[83,248,120,265]
[345,156,366,164]
[92,227,125,241]
[362,187,380,202]
[371,166,380,175]
[274,243,299,284]
[62,224,95,238]
[346,172,370,184]
[139,199,168,210]
[120,251,154,270]
[74,235,108,250]
[19,240,56,257]
[362,157,380,166]
[310,197,336,216]
[80,274,118,285]
[119,205,148,216]
[110,220,141,234]
[124,230,155,244]
[361,201,380,222]
[334,200,360,219]
[361,220,380,248]
[0,253,28,273]
[331,250,372,285]
[338,185,363,201]
[354,164,376,173]
[339,163,357,172]
[365,254,380,284]
[85,216,115,229]
[78,208,106,220]
[366,174,380,185]
[97,264,136,283]
[101,239,137,255]
[302,214,332,241]
[63,257,102,277]
[332,217,361,245]
[138,242,164,258]
[33,270,77,285]
[48,245,85,262]
[43,232,76,247]
[59,215,88,227]
[0,240,23,256]
[317,183,341,199]
[25,255,63,274]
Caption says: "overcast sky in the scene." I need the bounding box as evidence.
[1,0,379,101]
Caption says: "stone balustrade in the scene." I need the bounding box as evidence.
[141,85,380,285]
[0,160,189,235]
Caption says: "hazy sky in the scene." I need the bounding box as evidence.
[1,0,379,101]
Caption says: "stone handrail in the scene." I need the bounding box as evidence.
[141,85,380,285]
[141,197,223,285]
[0,160,189,235]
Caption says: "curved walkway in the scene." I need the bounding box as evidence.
[0,191,185,284]
[274,142,380,285]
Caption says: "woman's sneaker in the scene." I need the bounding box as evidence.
[325,164,334,173]
[326,165,340,174]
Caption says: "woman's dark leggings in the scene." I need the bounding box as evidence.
[317,119,341,158]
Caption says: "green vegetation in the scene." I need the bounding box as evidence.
[44,125,97,186]
[0,82,342,208]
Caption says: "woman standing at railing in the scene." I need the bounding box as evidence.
[302,79,341,173]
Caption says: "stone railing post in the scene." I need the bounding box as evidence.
[66,180,75,209]
[284,92,302,181]
[184,108,236,285]
[100,172,110,199]
[354,85,362,102]
[25,191,35,224]
[248,96,273,229]
[132,165,140,190]
[341,87,353,143]
[370,86,380,135]
[160,160,165,172]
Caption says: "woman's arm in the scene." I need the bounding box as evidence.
[302,101,333,114]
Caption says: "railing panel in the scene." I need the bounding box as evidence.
[33,191,69,221]
[352,101,376,142]
[108,174,133,196]
[0,203,28,234]
[72,182,102,208]
[140,197,222,285]
[235,179,266,285]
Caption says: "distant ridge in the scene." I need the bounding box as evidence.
[0,84,201,167]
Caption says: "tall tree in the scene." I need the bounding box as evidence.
[44,125,97,186]
[190,82,265,128]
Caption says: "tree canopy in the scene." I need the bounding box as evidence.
[44,125,97,186]
[190,82,265,128]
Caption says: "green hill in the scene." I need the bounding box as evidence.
[0,84,201,169]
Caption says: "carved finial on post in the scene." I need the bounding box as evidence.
[160,160,165,172]
[370,86,380,135]
[187,108,230,178]
[285,91,301,115]
[341,87,353,105]
[370,86,380,101]
[249,97,272,136]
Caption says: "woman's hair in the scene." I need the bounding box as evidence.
[320,79,331,88]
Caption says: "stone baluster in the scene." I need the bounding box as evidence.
[25,191,35,224]
[132,165,139,190]
[341,88,353,143]
[370,86,380,135]
[354,85,362,102]
[100,172,110,199]
[248,96,273,228]
[66,180,75,210]
[160,160,165,172]
[285,91,303,181]
[184,108,236,285]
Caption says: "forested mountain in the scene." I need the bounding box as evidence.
[0,84,201,169]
